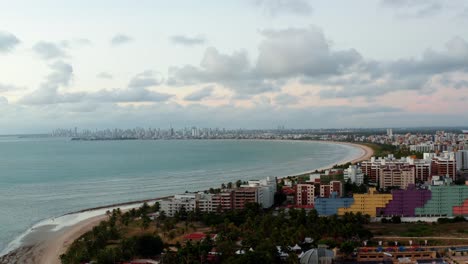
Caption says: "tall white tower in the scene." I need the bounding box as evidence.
[387,128,393,137]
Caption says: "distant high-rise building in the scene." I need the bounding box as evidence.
[387,128,393,137]
[456,150,468,171]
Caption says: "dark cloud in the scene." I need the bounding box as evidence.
[184,86,214,101]
[0,31,20,53]
[97,72,113,79]
[254,0,312,16]
[170,35,206,46]
[168,47,276,94]
[33,41,67,60]
[128,71,162,88]
[255,27,362,78]
[318,36,468,99]
[168,25,468,100]
[168,27,361,95]
[110,34,133,46]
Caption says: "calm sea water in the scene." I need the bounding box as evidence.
[0,137,360,252]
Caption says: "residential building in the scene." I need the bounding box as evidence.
[233,187,257,210]
[295,184,315,206]
[240,177,276,208]
[212,191,234,212]
[415,185,468,217]
[376,185,431,217]
[160,193,207,217]
[410,144,433,153]
[344,165,364,185]
[314,194,354,216]
[338,188,392,217]
[330,181,343,197]
[456,150,468,171]
[431,152,457,179]
[378,165,415,189]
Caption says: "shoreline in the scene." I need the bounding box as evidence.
[0,140,373,264]
[279,140,374,178]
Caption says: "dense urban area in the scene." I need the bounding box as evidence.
[55,128,468,264]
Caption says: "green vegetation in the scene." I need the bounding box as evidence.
[162,204,373,263]
[366,220,468,242]
[61,203,374,263]
[60,204,163,264]
[360,143,423,159]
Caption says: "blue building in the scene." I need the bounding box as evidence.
[314,193,354,216]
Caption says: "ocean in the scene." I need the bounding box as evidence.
[0,136,361,254]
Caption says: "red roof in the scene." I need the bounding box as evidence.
[183,233,217,241]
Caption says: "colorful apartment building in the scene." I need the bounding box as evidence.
[415,185,468,217]
[337,188,392,217]
[314,194,353,216]
[376,185,431,217]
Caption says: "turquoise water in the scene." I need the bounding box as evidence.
[0,137,360,253]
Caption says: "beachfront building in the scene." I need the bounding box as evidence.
[233,187,258,210]
[295,184,315,206]
[378,165,415,189]
[338,188,392,217]
[159,193,209,217]
[212,191,234,212]
[344,165,364,185]
[240,177,276,208]
[377,185,431,217]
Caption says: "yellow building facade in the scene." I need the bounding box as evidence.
[338,188,392,217]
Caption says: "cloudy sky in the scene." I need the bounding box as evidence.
[1,0,468,134]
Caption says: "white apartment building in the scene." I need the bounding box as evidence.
[160,177,277,216]
[159,192,212,217]
[240,177,276,208]
[410,144,433,153]
[344,165,364,185]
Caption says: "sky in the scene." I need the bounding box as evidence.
[0,0,468,134]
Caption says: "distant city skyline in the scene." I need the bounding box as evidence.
[1,0,468,134]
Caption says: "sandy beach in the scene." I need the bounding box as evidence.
[0,140,374,264]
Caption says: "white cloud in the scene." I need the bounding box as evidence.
[97,72,113,79]
[33,41,67,60]
[170,35,206,46]
[110,34,133,46]
[128,71,162,88]
[0,31,20,53]
[184,86,214,101]
[254,0,313,16]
